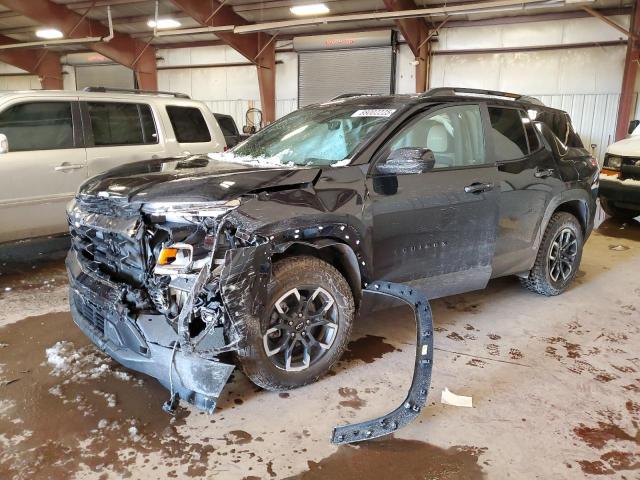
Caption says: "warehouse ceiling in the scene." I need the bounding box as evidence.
[0,0,633,51]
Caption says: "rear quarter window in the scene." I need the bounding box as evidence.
[166,106,212,143]
[216,116,238,137]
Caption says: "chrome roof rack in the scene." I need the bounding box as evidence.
[82,86,190,99]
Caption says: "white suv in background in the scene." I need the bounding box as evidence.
[0,87,226,243]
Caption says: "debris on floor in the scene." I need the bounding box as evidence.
[441,388,473,408]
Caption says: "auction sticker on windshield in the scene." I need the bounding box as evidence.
[351,109,396,118]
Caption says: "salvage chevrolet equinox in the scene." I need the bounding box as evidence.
[66,87,599,413]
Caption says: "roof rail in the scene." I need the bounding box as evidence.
[422,87,544,105]
[82,86,190,99]
[330,93,374,101]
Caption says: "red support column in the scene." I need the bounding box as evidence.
[36,52,63,90]
[616,0,640,141]
[383,0,430,93]
[170,0,276,123]
[256,39,276,125]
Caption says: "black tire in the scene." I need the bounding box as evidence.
[521,212,584,296]
[600,197,638,220]
[236,255,355,391]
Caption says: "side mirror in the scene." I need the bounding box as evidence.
[0,134,7,154]
[376,148,435,175]
[628,120,640,135]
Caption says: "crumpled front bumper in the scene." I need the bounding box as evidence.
[66,249,234,413]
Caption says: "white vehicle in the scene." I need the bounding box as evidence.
[0,87,226,243]
[599,120,640,219]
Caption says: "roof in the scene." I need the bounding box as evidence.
[319,90,555,110]
[0,88,201,103]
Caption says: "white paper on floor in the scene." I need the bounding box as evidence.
[441,387,473,407]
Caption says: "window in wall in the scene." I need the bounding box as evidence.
[166,106,211,143]
[488,107,528,161]
[88,102,157,146]
[0,102,74,151]
[387,104,486,169]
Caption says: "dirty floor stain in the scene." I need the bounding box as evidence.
[287,437,486,479]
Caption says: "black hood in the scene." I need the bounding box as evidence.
[79,155,321,203]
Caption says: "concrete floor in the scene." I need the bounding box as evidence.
[0,217,639,480]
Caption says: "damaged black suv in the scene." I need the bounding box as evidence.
[66,87,598,412]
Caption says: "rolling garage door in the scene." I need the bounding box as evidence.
[296,31,395,107]
[298,47,394,107]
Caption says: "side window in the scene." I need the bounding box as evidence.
[87,102,157,146]
[488,107,528,161]
[217,116,237,137]
[386,104,486,169]
[520,110,540,153]
[0,102,74,152]
[166,106,211,143]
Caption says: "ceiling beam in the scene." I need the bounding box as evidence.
[169,0,277,123]
[0,0,157,89]
[0,34,62,89]
[383,0,430,92]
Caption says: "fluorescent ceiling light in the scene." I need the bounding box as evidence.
[290,3,330,16]
[147,18,182,29]
[35,28,63,40]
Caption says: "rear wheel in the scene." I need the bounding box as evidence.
[521,212,583,296]
[600,197,638,220]
[236,256,355,390]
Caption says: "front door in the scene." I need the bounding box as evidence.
[365,103,499,299]
[0,98,86,243]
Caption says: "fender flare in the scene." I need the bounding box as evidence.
[533,189,592,254]
[278,238,364,306]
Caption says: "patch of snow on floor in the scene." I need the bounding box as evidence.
[46,341,81,371]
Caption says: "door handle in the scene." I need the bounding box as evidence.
[464,182,494,194]
[534,168,555,178]
[54,163,84,172]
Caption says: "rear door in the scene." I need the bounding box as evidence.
[366,103,500,298]
[165,105,225,154]
[0,98,86,243]
[489,105,565,276]
[82,100,165,177]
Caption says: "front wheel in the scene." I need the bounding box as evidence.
[236,256,355,390]
[521,212,584,296]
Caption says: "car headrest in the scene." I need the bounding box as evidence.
[426,124,449,153]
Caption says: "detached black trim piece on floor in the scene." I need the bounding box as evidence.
[331,281,434,445]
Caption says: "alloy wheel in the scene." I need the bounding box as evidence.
[262,286,338,372]
[548,227,578,283]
